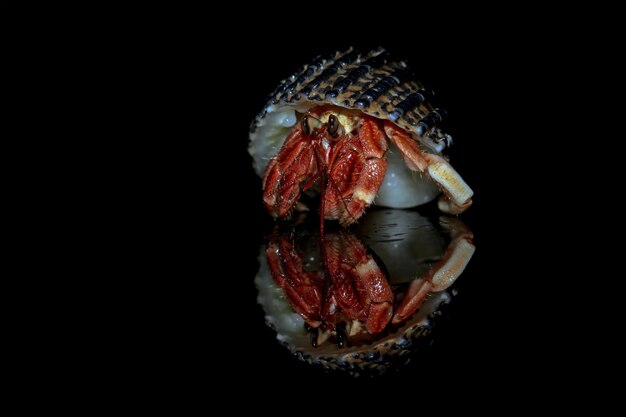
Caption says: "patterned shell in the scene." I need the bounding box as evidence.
[249,47,453,156]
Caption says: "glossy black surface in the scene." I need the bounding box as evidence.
[8,12,622,416]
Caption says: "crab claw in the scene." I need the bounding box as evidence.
[323,117,388,226]
[323,231,393,334]
[392,217,475,325]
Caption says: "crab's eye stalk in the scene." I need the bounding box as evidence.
[301,115,322,135]
[327,114,339,137]
[301,116,311,135]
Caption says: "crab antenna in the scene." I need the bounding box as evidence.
[319,170,326,245]
[318,169,332,332]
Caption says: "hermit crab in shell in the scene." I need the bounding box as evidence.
[249,47,474,224]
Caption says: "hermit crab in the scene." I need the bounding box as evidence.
[249,47,474,224]
[255,209,475,373]
[250,48,476,373]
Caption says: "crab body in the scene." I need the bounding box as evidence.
[249,48,473,223]
[263,106,390,225]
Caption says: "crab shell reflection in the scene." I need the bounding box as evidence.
[255,209,474,375]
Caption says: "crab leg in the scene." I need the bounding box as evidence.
[392,217,475,324]
[384,122,473,214]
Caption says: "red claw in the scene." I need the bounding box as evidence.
[324,118,388,226]
[323,231,393,333]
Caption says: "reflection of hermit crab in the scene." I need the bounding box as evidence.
[266,213,474,346]
[255,210,475,374]
[249,47,473,224]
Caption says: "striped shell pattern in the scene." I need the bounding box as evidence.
[249,46,453,173]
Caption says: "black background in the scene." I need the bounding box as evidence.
[7,7,624,416]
